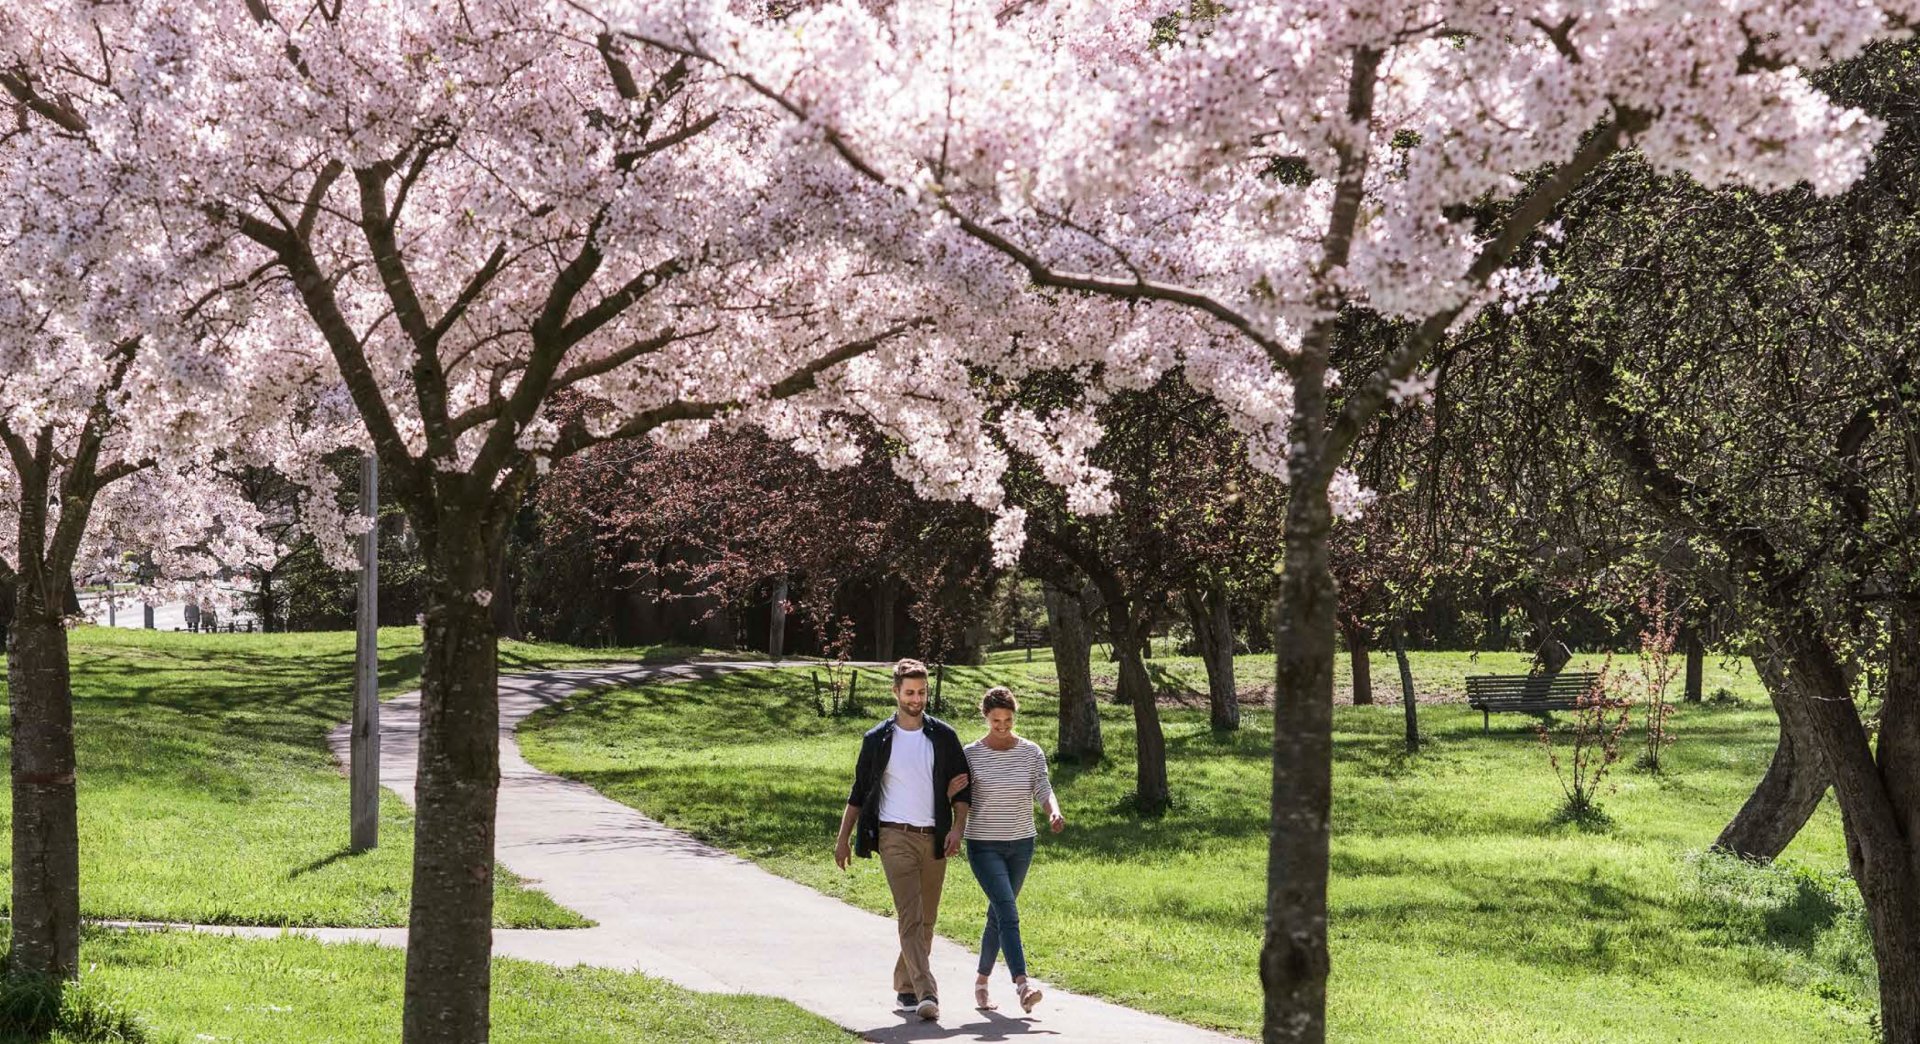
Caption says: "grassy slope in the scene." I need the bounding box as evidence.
[0,926,851,1044]
[520,649,1872,1042]
[0,628,849,1043]
[0,625,697,927]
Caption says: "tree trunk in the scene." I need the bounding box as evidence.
[1684,627,1705,702]
[1261,482,1335,1043]
[1044,581,1103,763]
[1109,617,1169,814]
[6,576,80,982]
[1343,620,1372,705]
[1534,635,1571,675]
[257,569,278,633]
[1185,585,1240,730]
[1572,343,1920,1037]
[1713,650,1829,861]
[1780,614,1920,1042]
[402,534,502,1044]
[1520,594,1571,675]
[768,577,789,660]
[490,542,522,641]
[873,579,898,661]
[1393,619,1418,753]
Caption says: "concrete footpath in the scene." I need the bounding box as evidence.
[191,661,1243,1043]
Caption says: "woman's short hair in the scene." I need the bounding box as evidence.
[981,687,1018,715]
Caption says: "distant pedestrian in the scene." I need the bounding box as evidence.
[184,601,201,632]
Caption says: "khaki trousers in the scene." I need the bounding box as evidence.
[878,826,946,999]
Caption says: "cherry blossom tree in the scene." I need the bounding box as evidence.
[598,3,1918,1038]
[11,3,1136,1038]
[0,46,342,981]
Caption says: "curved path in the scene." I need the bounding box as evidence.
[193,660,1244,1043]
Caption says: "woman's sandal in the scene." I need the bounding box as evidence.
[1017,980,1044,1013]
[974,982,996,1011]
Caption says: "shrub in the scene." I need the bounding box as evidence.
[810,664,866,719]
[1634,582,1683,772]
[1537,659,1633,822]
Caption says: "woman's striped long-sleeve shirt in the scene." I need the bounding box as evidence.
[961,737,1053,841]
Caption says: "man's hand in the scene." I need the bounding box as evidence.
[946,773,969,799]
[944,828,963,858]
[1049,811,1066,834]
[834,836,852,870]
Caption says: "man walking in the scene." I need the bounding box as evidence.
[835,658,972,1021]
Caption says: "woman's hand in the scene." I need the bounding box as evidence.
[947,772,969,799]
[1049,810,1066,833]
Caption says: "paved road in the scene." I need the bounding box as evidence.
[182,660,1245,1043]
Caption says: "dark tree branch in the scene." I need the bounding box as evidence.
[1284,44,1386,486]
[1320,112,1647,477]
[629,112,720,164]
[425,245,511,350]
[619,29,1301,373]
[298,160,346,240]
[0,68,89,134]
[355,163,454,457]
[232,213,419,503]
[466,216,618,481]
[552,326,692,389]
[48,338,141,570]
[555,256,686,348]
[547,316,929,458]
[596,32,643,100]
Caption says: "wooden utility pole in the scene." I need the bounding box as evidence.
[351,453,380,852]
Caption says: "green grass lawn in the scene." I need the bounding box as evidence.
[0,628,853,1042]
[519,648,1873,1042]
[0,926,851,1043]
[0,625,699,928]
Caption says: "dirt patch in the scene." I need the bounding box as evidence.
[1331,685,1468,707]
[1084,672,1468,708]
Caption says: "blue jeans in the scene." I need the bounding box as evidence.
[966,837,1036,979]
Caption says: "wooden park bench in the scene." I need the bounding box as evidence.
[1464,671,1602,733]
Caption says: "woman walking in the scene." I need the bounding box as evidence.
[958,686,1065,1013]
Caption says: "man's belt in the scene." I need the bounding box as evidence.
[880,821,935,834]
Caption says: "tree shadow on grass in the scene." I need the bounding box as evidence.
[1762,875,1846,951]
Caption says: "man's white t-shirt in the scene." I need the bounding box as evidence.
[876,723,935,827]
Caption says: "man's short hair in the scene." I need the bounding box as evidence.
[981,686,1018,715]
[892,658,930,688]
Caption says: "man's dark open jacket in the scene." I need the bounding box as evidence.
[847,714,973,860]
